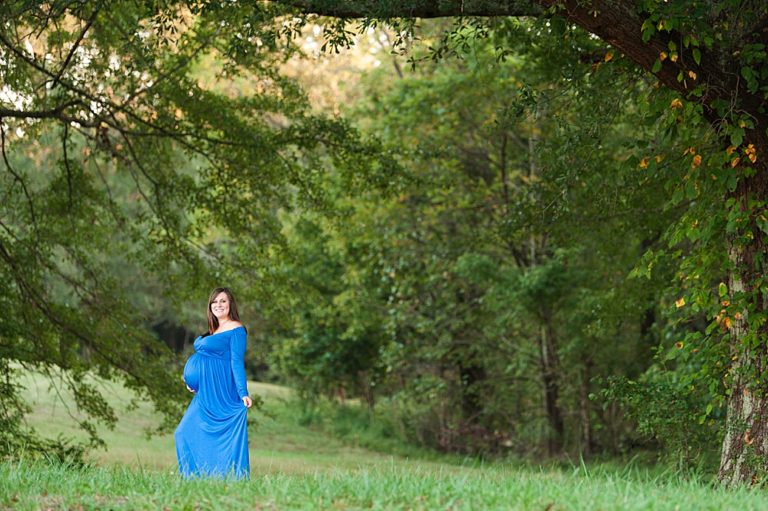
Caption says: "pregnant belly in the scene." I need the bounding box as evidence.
[183,354,202,392]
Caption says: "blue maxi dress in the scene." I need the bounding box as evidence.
[175,326,250,479]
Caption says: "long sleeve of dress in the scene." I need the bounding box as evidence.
[230,327,249,399]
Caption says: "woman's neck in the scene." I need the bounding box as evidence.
[216,318,233,330]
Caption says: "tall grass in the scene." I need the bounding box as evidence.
[11,370,768,510]
[3,456,768,510]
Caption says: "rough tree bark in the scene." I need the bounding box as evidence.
[279,0,768,485]
[718,171,768,486]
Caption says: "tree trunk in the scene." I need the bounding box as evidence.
[717,166,768,486]
[358,370,375,411]
[458,360,486,424]
[527,104,563,455]
[539,317,564,455]
[579,357,593,461]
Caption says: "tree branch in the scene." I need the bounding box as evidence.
[284,0,767,152]
[0,124,39,236]
[50,1,103,89]
[276,0,542,18]
[0,102,82,121]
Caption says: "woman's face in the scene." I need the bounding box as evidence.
[210,292,231,321]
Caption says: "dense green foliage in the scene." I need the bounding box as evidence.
[271,0,768,484]
[269,21,722,462]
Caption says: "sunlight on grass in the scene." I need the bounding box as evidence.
[20,370,406,473]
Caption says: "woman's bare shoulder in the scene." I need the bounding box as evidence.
[214,321,245,335]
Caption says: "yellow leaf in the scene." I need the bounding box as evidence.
[726,146,736,155]
[655,155,663,163]
[675,297,686,308]
[675,342,684,349]
[670,98,683,109]
[692,154,702,168]
[744,144,758,163]
[723,317,732,329]
[688,70,697,80]
[731,157,741,168]
[659,51,668,61]
[670,52,678,62]
[604,51,614,62]
[639,157,649,169]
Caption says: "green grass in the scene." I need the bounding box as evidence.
[18,370,405,474]
[7,370,768,510]
[5,456,768,510]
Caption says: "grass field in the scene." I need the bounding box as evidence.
[5,371,768,510]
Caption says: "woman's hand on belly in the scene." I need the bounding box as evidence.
[182,354,201,392]
[181,373,197,393]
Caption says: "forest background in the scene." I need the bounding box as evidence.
[2,0,768,490]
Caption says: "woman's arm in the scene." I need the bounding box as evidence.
[230,327,250,401]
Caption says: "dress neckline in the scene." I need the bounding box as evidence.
[210,325,245,336]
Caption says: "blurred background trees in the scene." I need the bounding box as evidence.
[270,21,711,463]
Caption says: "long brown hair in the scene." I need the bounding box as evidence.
[206,287,242,334]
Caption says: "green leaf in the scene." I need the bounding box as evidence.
[757,215,768,235]
[692,48,701,65]
[731,127,744,147]
[685,180,697,199]
[641,19,655,43]
[719,282,728,297]
[652,58,662,73]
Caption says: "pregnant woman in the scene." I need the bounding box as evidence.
[174,287,253,479]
